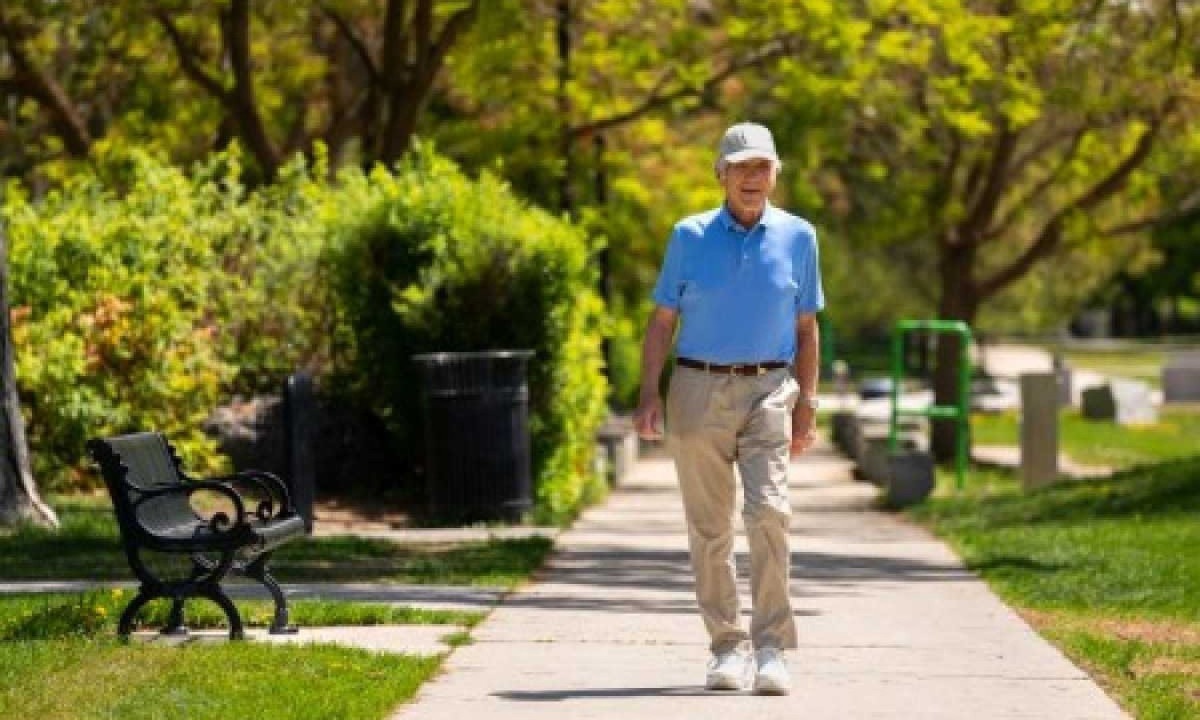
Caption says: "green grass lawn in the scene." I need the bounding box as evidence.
[0,496,553,718]
[0,493,553,587]
[908,459,1200,719]
[0,592,483,641]
[972,406,1200,468]
[0,637,440,719]
[0,591,482,719]
[1058,347,1167,388]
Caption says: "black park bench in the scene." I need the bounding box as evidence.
[87,432,308,639]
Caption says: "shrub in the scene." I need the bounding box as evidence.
[4,143,329,489]
[324,146,608,524]
[6,141,607,523]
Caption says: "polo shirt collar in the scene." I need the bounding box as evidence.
[718,201,776,233]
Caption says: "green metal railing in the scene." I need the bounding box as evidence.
[888,319,973,489]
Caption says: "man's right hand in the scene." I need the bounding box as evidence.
[633,394,665,440]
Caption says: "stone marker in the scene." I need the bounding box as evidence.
[1081,380,1157,425]
[1052,354,1072,407]
[1111,378,1158,424]
[596,416,638,486]
[1081,384,1116,421]
[831,411,856,455]
[1163,351,1200,404]
[1020,373,1059,489]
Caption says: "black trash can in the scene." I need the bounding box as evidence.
[412,350,534,524]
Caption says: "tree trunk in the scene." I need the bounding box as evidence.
[380,81,430,165]
[557,0,574,215]
[931,242,978,463]
[0,223,56,528]
[224,0,280,180]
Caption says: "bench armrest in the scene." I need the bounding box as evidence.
[205,470,294,522]
[134,480,250,534]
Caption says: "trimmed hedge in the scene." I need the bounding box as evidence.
[5,142,607,523]
[323,147,609,524]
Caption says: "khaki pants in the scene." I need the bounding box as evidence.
[666,366,799,654]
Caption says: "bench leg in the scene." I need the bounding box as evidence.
[198,583,245,640]
[117,587,159,638]
[160,556,223,636]
[161,597,189,636]
[242,553,297,635]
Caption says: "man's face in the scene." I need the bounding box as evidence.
[720,157,777,216]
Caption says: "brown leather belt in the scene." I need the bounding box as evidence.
[676,357,789,376]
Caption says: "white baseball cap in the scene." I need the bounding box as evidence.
[715,122,780,172]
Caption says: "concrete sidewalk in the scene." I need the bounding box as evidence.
[393,443,1128,720]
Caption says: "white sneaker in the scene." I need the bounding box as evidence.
[753,648,791,695]
[705,649,752,691]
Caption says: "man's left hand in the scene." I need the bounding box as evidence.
[790,407,817,456]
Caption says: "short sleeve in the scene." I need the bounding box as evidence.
[651,228,686,310]
[794,226,825,314]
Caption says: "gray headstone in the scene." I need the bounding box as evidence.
[1052,355,1073,407]
[1020,373,1059,489]
[1081,381,1157,425]
[830,412,856,455]
[1168,351,1200,368]
[596,416,638,486]
[1163,351,1200,404]
[1081,384,1116,421]
[1111,379,1157,424]
[1074,308,1111,338]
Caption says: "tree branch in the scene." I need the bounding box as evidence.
[0,9,92,156]
[223,0,280,177]
[1072,105,1170,213]
[1101,187,1200,236]
[154,10,229,101]
[976,218,1063,299]
[929,132,961,248]
[977,102,1173,299]
[429,0,478,76]
[380,0,410,92]
[378,0,480,163]
[959,122,1019,245]
[984,127,1086,242]
[1007,122,1087,182]
[320,4,381,86]
[414,0,433,76]
[567,37,799,138]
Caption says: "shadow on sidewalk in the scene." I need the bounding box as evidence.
[493,686,714,700]
[503,546,973,615]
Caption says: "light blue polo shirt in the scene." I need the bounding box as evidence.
[651,203,824,364]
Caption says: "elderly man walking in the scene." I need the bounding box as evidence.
[633,122,823,696]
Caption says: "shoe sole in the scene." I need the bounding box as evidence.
[752,678,790,696]
[705,674,745,691]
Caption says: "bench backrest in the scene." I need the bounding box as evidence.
[88,432,198,537]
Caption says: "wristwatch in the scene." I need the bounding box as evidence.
[797,394,820,410]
